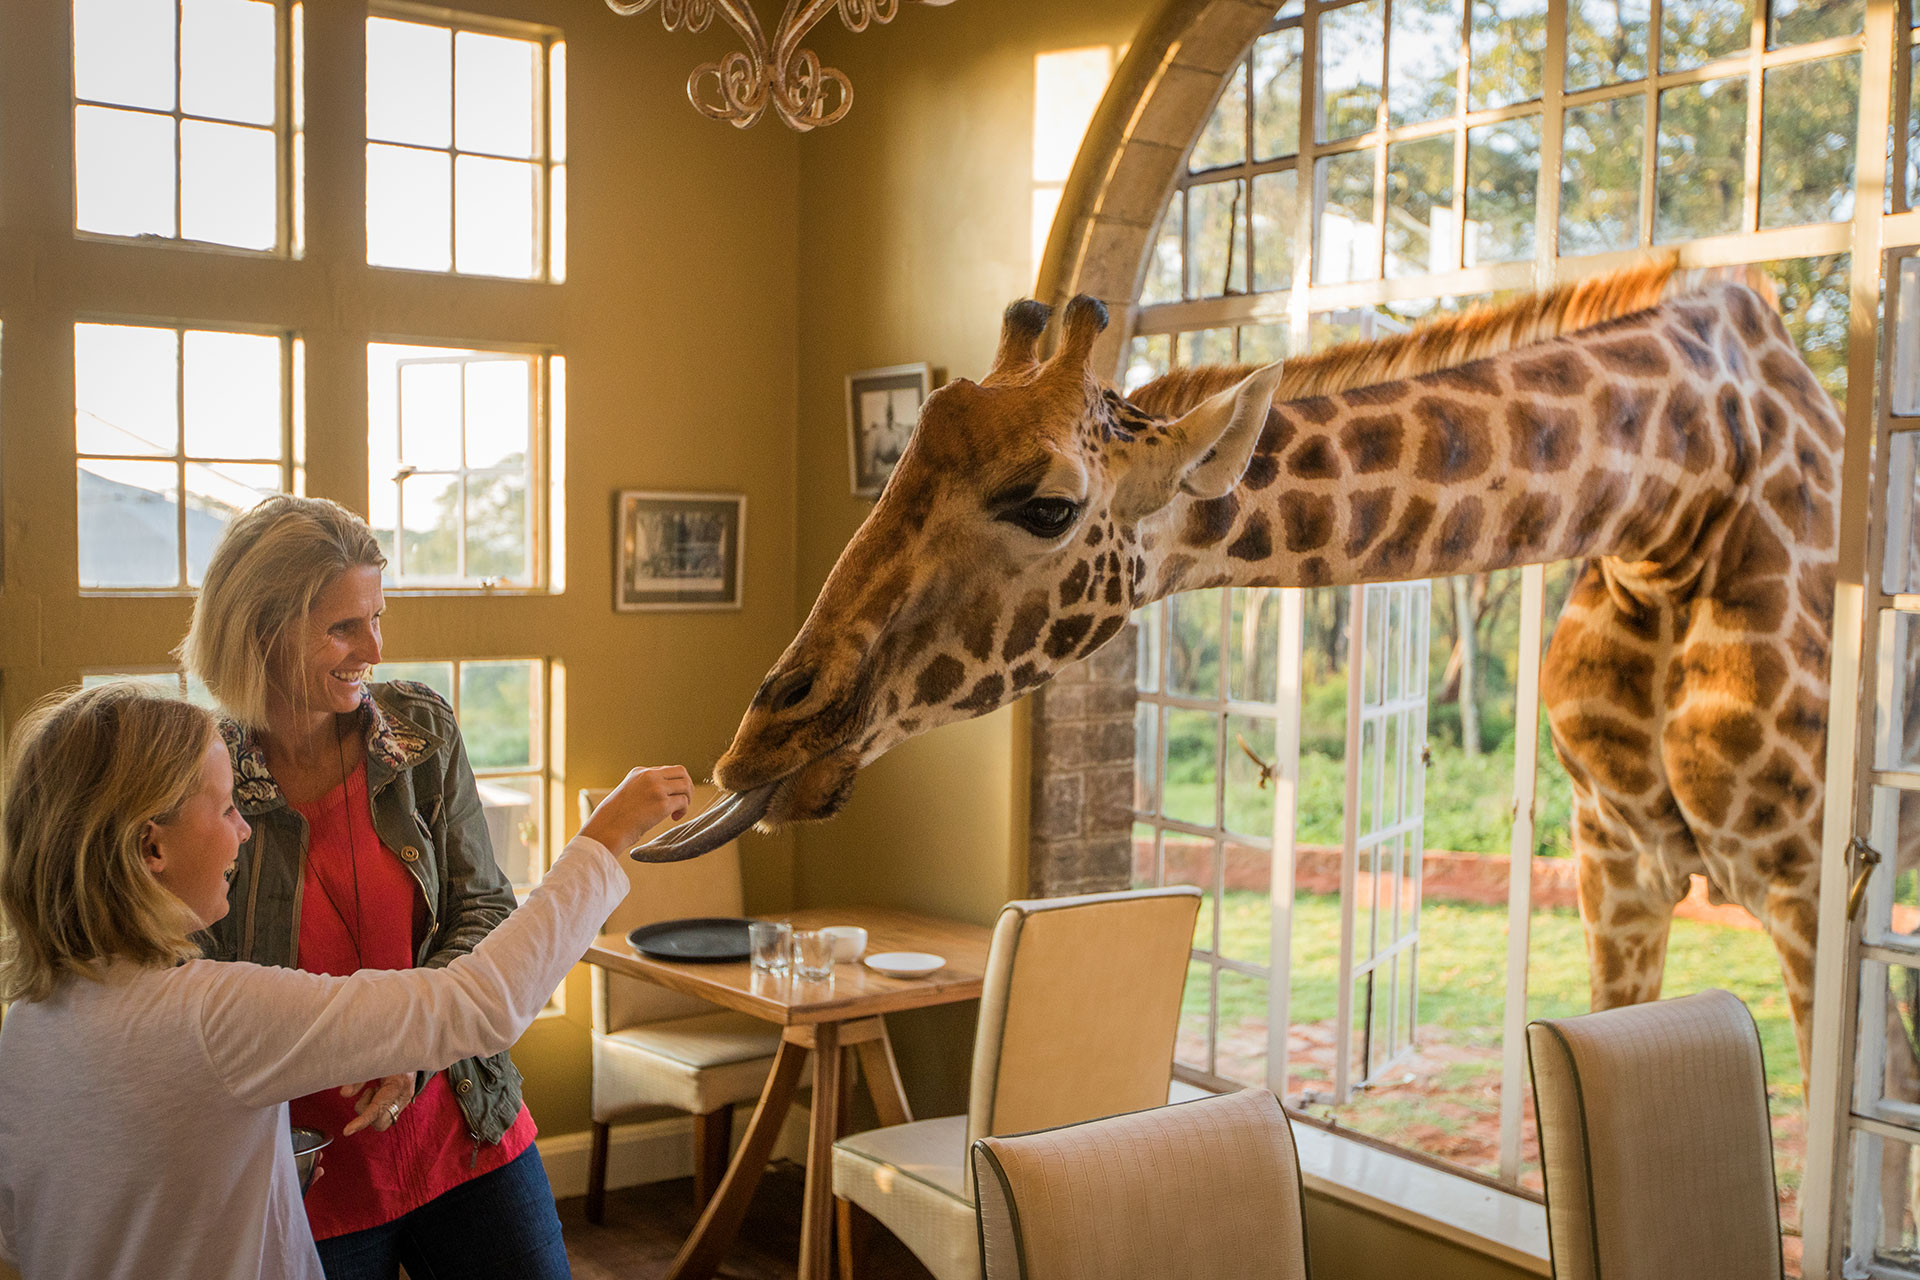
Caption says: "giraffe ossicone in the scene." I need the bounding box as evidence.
[648,261,1845,1076]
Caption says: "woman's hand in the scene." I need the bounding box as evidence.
[580,765,694,851]
[339,1072,417,1136]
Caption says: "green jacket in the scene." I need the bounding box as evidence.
[197,679,526,1152]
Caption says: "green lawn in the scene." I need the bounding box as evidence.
[1189,891,1800,1095]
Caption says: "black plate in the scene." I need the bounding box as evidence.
[628,917,754,963]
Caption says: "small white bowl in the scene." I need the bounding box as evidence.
[822,925,868,963]
[864,951,943,979]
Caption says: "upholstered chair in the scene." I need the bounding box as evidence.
[970,1087,1309,1280]
[830,886,1203,1280]
[581,787,783,1225]
[1526,988,1784,1280]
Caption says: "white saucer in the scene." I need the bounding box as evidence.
[864,951,944,978]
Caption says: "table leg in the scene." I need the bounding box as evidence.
[854,1019,914,1128]
[665,1034,808,1280]
[799,1021,843,1280]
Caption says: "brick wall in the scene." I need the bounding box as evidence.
[1025,619,1139,897]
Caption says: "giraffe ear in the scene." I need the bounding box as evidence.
[1113,362,1284,520]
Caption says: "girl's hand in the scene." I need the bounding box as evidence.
[581,765,694,851]
[340,1072,416,1136]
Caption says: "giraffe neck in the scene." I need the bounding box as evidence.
[1138,287,1820,602]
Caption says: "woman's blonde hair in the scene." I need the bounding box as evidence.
[0,683,215,1003]
[178,495,386,729]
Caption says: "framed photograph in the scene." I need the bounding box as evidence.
[614,491,746,612]
[846,362,932,499]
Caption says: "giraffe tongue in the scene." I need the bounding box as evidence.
[627,784,776,863]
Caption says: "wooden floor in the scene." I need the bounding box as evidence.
[559,1163,935,1280]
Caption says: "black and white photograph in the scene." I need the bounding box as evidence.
[845,362,931,498]
[614,490,745,611]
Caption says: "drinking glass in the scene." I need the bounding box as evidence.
[749,921,792,974]
[791,928,836,981]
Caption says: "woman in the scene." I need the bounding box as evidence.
[177,495,563,1277]
[0,682,690,1279]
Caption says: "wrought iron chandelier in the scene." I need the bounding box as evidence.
[606,0,952,132]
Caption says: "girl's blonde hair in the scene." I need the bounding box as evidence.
[0,683,215,1003]
[178,495,386,729]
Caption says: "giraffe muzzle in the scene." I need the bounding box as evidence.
[628,781,778,862]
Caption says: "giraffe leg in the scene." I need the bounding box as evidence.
[1573,794,1678,1011]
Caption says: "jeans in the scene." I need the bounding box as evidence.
[313,1146,570,1280]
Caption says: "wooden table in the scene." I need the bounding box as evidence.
[584,906,992,1280]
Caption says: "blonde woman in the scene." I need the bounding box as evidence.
[178,495,562,1278]
[0,682,689,1280]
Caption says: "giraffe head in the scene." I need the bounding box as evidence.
[639,295,1282,859]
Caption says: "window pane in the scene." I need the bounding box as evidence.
[1225,717,1277,839]
[75,106,176,238]
[1315,149,1378,284]
[1191,63,1247,171]
[367,17,451,147]
[1164,711,1221,827]
[1187,178,1248,298]
[181,120,276,249]
[1770,0,1862,45]
[1560,97,1644,255]
[455,31,539,159]
[1760,55,1859,229]
[1386,135,1454,278]
[79,458,179,588]
[1390,0,1461,125]
[1185,327,1237,366]
[1126,333,1172,393]
[181,0,275,125]
[1217,968,1270,1086]
[454,155,540,279]
[1320,0,1385,142]
[1170,590,1224,699]
[379,661,455,702]
[1230,590,1280,703]
[185,461,280,585]
[399,362,464,470]
[1655,76,1747,241]
[401,473,460,577]
[464,360,532,468]
[1253,28,1304,159]
[460,660,538,769]
[367,145,452,271]
[1469,0,1546,109]
[1179,959,1213,1070]
[185,330,280,458]
[74,0,176,110]
[1662,0,1751,70]
[1567,0,1649,89]
[1253,170,1299,293]
[1887,432,1920,595]
[1910,47,1920,210]
[1240,323,1288,363]
[467,471,529,582]
[1143,196,1184,304]
[1466,116,1540,265]
[477,775,543,885]
[1762,253,1847,405]
[76,323,178,456]
[1135,710,1159,813]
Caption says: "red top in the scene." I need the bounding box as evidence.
[289,762,536,1240]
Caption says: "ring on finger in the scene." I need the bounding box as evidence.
[385,1100,401,1125]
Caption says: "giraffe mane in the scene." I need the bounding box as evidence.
[1125,254,1771,417]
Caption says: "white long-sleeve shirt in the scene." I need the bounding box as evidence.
[0,834,625,1280]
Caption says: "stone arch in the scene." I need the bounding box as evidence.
[1021,0,1276,895]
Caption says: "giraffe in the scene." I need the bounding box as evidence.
[648,259,1845,1073]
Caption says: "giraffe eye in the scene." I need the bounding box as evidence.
[1005,497,1080,539]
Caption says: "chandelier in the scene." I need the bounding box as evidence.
[606,0,952,132]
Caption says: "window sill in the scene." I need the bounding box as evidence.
[1292,1124,1549,1275]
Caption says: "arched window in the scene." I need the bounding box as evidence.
[1036,0,1902,1266]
